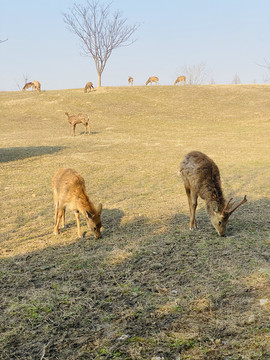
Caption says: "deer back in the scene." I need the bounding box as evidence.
[180,151,223,204]
[22,82,34,90]
[52,168,85,208]
[77,113,89,125]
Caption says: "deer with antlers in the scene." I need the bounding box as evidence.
[179,151,247,236]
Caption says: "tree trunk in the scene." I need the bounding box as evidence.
[97,72,101,87]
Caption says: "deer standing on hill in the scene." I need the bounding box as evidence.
[145,76,159,85]
[65,112,90,136]
[52,168,103,238]
[179,151,247,236]
[174,75,186,85]
[128,76,134,85]
[84,82,94,93]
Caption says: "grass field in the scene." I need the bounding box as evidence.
[0,85,270,359]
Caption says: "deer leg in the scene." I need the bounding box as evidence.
[189,191,198,229]
[74,210,82,238]
[54,201,58,225]
[72,124,76,136]
[62,207,66,228]
[184,186,193,228]
[54,207,64,235]
[185,186,198,230]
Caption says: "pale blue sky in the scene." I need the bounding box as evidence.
[1,0,270,90]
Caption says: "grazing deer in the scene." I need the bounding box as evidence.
[179,151,247,236]
[22,81,41,92]
[84,82,94,93]
[145,76,159,85]
[65,112,90,136]
[128,76,134,85]
[52,168,103,238]
[174,75,186,85]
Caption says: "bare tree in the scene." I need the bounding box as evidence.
[63,0,139,87]
[232,73,241,84]
[181,62,210,85]
[257,58,270,83]
[15,73,31,91]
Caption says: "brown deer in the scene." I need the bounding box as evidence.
[65,112,90,136]
[128,76,134,85]
[22,81,41,91]
[174,75,186,85]
[84,82,94,93]
[52,168,103,238]
[179,151,247,236]
[145,76,159,85]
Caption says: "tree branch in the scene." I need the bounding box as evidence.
[63,0,139,86]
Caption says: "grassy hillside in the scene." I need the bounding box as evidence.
[0,85,270,359]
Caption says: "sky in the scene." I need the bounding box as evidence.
[1,0,270,91]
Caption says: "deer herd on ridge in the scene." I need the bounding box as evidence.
[21,76,247,239]
[22,75,186,94]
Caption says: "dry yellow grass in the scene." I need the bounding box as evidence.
[0,85,270,359]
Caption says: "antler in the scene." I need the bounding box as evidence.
[222,198,234,214]
[228,195,247,215]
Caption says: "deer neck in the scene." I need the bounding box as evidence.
[77,190,96,217]
[203,183,226,215]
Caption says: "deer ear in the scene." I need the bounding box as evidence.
[212,201,219,213]
[85,210,94,219]
[97,203,102,215]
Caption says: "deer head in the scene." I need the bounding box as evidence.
[211,195,247,236]
[85,203,103,238]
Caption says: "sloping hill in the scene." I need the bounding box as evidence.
[0,85,270,359]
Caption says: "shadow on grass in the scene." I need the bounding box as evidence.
[0,199,270,359]
[0,146,65,163]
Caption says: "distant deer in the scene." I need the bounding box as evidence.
[174,75,186,85]
[84,82,94,93]
[65,112,90,136]
[145,76,159,85]
[128,76,134,85]
[32,80,41,92]
[22,81,41,92]
[179,151,247,236]
[52,168,103,238]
